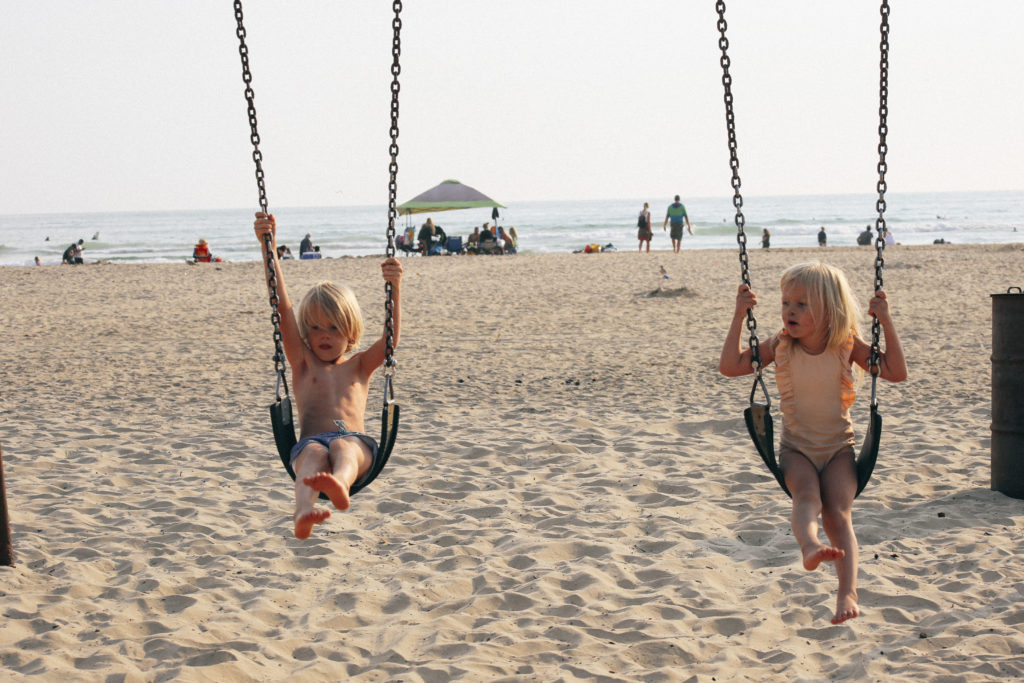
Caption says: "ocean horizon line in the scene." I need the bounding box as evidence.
[2,187,1022,219]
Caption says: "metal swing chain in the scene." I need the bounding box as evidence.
[715,1,766,409]
[233,0,288,402]
[869,0,891,404]
[383,1,402,379]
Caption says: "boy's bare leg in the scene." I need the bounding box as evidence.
[303,437,371,511]
[821,454,860,624]
[782,452,846,571]
[293,447,331,539]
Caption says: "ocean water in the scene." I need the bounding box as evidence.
[1,190,1021,266]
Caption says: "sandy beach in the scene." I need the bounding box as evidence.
[1,242,1023,681]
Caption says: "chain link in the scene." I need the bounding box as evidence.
[234,0,288,400]
[383,0,402,374]
[715,1,760,371]
[869,0,891,387]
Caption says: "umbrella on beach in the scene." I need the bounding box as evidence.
[397,179,505,215]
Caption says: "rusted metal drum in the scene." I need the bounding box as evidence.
[992,287,1024,499]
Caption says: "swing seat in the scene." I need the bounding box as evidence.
[744,402,789,496]
[745,402,882,499]
[270,395,398,499]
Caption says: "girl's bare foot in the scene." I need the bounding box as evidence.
[294,509,330,539]
[802,544,845,571]
[832,592,860,624]
[303,473,351,511]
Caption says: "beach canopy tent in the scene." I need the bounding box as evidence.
[397,179,505,215]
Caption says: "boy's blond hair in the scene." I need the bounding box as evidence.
[780,262,862,352]
[296,281,363,354]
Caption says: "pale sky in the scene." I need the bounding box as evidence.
[2,1,1022,215]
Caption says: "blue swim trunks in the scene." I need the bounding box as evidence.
[290,427,379,488]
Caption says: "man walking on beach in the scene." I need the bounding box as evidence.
[663,195,693,253]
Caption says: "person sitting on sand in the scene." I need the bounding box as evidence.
[857,225,874,246]
[254,212,404,539]
[193,238,212,263]
[62,239,84,265]
[300,233,315,256]
[719,261,907,624]
[498,226,516,254]
[418,218,441,255]
[466,227,481,254]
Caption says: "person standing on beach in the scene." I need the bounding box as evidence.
[817,226,828,247]
[719,262,907,624]
[254,212,404,539]
[637,202,653,252]
[663,195,693,253]
[300,233,315,256]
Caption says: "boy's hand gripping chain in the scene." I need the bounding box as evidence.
[233,0,288,402]
[383,0,403,409]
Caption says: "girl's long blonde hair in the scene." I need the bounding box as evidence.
[780,262,862,351]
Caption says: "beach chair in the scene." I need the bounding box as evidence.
[478,235,498,254]
[397,229,422,256]
[445,236,464,254]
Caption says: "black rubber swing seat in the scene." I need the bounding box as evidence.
[744,401,881,499]
[270,395,399,498]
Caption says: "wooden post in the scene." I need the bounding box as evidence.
[0,441,12,566]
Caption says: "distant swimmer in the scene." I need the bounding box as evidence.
[92,232,100,240]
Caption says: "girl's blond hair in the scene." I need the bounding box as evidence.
[780,262,862,351]
[296,281,363,354]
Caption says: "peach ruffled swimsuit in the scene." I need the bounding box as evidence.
[774,332,856,472]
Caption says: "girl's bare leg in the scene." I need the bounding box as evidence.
[292,447,331,539]
[821,453,860,624]
[782,451,845,571]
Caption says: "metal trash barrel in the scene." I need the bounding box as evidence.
[992,287,1024,499]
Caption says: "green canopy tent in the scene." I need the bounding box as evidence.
[397,179,505,215]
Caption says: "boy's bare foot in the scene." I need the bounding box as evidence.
[303,473,351,511]
[295,509,330,539]
[831,593,860,624]
[802,544,845,571]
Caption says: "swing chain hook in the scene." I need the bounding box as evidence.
[716,0,762,375]
[869,0,891,395]
[383,0,403,379]
[234,0,288,401]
